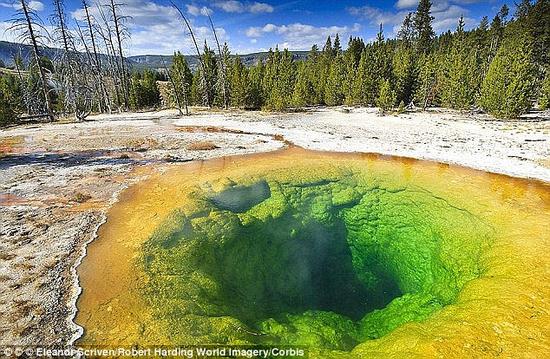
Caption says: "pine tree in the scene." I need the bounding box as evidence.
[398,13,415,46]
[171,51,193,114]
[190,71,202,105]
[141,69,160,108]
[306,45,323,104]
[351,50,375,105]
[415,53,439,109]
[413,0,435,53]
[200,42,218,107]
[129,72,142,110]
[229,57,247,108]
[539,68,550,110]
[262,47,280,109]
[0,88,16,126]
[377,79,396,113]
[272,49,295,110]
[489,14,504,57]
[372,36,392,99]
[479,35,537,118]
[498,4,510,24]
[317,37,334,103]
[515,0,532,20]
[526,0,550,68]
[333,34,342,57]
[245,61,264,109]
[347,36,365,68]
[440,20,477,110]
[478,16,489,32]
[292,62,313,107]
[0,73,21,125]
[392,46,416,105]
[343,47,358,105]
[324,55,346,106]
[216,43,231,108]
[0,73,24,114]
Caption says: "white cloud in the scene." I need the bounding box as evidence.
[245,22,361,50]
[186,4,201,16]
[71,0,228,56]
[396,0,483,10]
[0,0,44,12]
[396,0,418,9]
[349,1,477,36]
[200,7,213,16]
[249,2,274,13]
[213,1,273,14]
[0,20,53,46]
[215,0,244,12]
[0,21,18,43]
[348,6,405,26]
[186,4,213,16]
[245,27,263,37]
[28,0,43,11]
[128,23,228,56]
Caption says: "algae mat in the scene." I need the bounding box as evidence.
[76,148,550,358]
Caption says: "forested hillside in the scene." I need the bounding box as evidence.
[0,41,308,71]
[1,0,549,126]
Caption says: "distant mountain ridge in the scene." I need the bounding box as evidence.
[0,41,308,70]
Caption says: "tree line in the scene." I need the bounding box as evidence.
[1,0,133,126]
[1,0,550,126]
[172,0,549,118]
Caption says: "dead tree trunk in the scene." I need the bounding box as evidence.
[82,0,109,113]
[53,0,78,117]
[97,5,122,111]
[171,2,210,108]
[108,0,129,109]
[207,14,229,109]
[163,60,183,115]
[19,0,53,121]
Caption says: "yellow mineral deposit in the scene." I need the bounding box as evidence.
[76,148,550,358]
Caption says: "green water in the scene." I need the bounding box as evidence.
[141,171,493,351]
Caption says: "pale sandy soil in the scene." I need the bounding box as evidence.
[0,107,549,347]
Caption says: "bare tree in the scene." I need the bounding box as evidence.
[162,58,184,115]
[169,53,192,115]
[79,0,110,113]
[207,13,229,109]
[12,49,31,114]
[96,3,123,111]
[10,0,54,120]
[171,1,211,107]
[52,0,96,120]
[82,0,100,71]
[51,0,76,116]
[106,0,130,109]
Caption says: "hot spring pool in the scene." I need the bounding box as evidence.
[75,148,550,357]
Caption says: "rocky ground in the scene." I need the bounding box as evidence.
[0,107,549,347]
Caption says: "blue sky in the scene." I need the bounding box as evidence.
[0,0,514,56]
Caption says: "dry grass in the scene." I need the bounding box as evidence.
[72,192,92,203]
[177,126,246,135]
[15,262,34,271]
[186,141,219,151]
[0,253,15,261]
[0,136,24,156]
[125,137,160,151]
[13,300,34,319]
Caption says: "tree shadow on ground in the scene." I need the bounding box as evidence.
[0,150,144,170]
